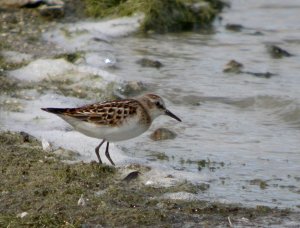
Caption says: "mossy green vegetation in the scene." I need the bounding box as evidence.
[83,0,226,33]
[0,131,293,227]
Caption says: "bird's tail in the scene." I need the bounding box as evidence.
[41,108,67,114]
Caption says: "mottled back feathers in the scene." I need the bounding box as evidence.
[43,99,150,127]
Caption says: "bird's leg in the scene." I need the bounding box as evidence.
[95,139,106,164]
[105,142,115,166]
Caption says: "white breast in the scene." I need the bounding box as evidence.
[59,114,150,142]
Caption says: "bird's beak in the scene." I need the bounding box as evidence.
[165,109,181,122]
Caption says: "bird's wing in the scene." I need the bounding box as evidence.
[62,99,140,126]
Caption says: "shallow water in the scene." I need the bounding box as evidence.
[1,0,300,210]
[113,0,300,209]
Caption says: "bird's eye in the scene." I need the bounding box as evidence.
[155,101,161,107]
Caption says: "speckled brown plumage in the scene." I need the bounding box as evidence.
[56,99,145,127]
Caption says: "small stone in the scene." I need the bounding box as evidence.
[77,194,86,206]
[225,23,244,32]
[145,180,154,186]
[17,212,28,218]
[223,60,243,73]
[267,45,292,58]
[150,128,177,141]
[20,131,37,143]
[123,171,141,182]
[116,80,147,97]
[41,138,52,152]
[136,58,163,68]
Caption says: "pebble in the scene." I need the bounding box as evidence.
[77,194,86,206]
[41,138,52,152]
[136,58,163,68]
[16,212,28,218]
[225,23,244,32]
[122,171,141,182]
[267,45,292,58]
[150,128,177,141]
[223,60,243,73]
[116,80,147,97]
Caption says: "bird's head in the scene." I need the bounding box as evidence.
[139,94,181,122]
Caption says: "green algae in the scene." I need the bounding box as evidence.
[179,157,225,171]
[151,152,170,161]
[83,0,226,33]
[249,179,269,190]
[54,52,84,63]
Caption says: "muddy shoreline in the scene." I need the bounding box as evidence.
[0,131,298,227]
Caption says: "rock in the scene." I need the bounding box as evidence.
[150,128,177,141]
[122,171,141,182]
[223,60,243,73]
[267,45,292,58]
[115,80,147,97]
[41,138,52,152]
[136,58,163,68]
[38,4,64,19]
[77,194,86,206]
[224,60,275,78]
[145,180,154,186]
[225,23,244,32]
[16,212,28,218]
[20,131,38,143]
